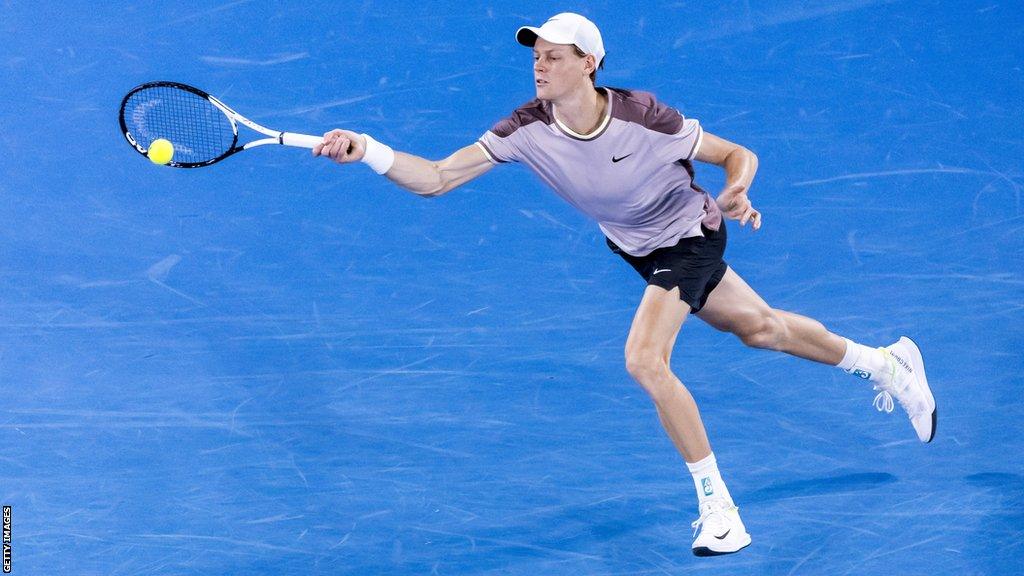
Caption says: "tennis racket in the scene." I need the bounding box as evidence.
[119,81,326,168]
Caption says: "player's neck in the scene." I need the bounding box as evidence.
[552,85,606,136]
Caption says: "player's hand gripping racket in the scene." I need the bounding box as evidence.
[119,81,326,168]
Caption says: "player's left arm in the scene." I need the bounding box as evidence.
[694,131,761,230]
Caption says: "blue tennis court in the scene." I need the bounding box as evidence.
[2,1,1022,574]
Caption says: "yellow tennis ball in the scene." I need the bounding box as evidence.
[148,138,174,165]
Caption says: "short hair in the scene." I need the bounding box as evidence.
[573,45,604,84]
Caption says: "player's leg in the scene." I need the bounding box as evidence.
[694,267,847,363]
[622,277,751,556]
[609,223,758,555]
[695,266,936,442]
[624,284,711,463]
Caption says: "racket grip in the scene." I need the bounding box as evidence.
[280,132,324,149]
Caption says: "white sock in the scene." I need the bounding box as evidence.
[687,452,733,506]
[837,337,888,382]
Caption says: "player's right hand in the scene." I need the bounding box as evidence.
[313,129,366,164]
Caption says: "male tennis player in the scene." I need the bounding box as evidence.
[312,12,937,557]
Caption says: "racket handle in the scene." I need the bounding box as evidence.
[280,132,324,149]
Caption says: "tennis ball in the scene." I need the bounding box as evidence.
[148,138,174,165]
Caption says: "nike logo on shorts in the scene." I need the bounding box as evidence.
[653,268,672,275]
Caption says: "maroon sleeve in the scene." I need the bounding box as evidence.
[610,89,686,135]
[644,98,687,135]
[613,89,702,162]
[477,99,552,163]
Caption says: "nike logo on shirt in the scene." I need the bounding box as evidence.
[612,153,632,163]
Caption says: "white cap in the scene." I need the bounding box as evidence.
[516,12,605,67]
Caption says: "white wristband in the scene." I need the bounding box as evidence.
[360,133,396,175]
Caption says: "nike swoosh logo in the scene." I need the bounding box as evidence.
[714,529,731,540]
[612,153,632,163]
[653,268,672,275]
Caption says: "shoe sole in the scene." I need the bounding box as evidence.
[899,336,937,443]
[693,534,752,557]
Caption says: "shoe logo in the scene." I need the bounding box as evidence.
[612,153,633,163]
[714,529,731,540]
[889,351,913,374]
[653,268,672,275]
[852,369,872,380]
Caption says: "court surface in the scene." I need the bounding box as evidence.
[2,1,1022,574]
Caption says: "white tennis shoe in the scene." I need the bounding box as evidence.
[872,336,937,443]
[691,498,751,557]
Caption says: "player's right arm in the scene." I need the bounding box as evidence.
[313,129,493,197]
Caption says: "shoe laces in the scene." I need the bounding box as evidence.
[691,498,734,537]
[872,388,895,413]
[871,347,910,415]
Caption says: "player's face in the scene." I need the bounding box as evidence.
[532,38,589,101]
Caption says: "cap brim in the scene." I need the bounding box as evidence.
[515,26,540,47]
[516,25,575,48]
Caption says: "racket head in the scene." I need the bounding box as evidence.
[119,81,239,168]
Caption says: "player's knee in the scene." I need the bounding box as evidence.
[624,346,667,384]
[738,309,787,350]
[624,346,681,405]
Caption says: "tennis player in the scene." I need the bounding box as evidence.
[312,12,937,557]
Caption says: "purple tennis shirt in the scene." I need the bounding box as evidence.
[477,87,723,257]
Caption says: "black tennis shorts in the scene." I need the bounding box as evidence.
[607,223,728,313]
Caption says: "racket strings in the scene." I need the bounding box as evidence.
[124,86,235,164]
